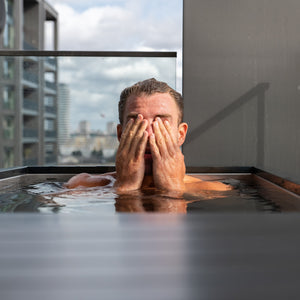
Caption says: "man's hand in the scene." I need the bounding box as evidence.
[114,114,148,192]
[149,117,186,192]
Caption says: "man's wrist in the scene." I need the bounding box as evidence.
[113,180,141,193]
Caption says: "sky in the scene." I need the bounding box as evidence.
[45,0,183,132]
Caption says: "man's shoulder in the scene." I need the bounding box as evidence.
[184,174,202,183]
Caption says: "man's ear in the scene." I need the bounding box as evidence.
[117,124,123,141]
[178,122,188,146]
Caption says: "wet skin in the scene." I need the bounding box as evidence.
[65,92,231,194]
[114,92,188,192]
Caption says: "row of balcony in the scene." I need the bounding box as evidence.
[23,42,57,64]
[23,129,57,139]
[45,57,57,68]
[23,70,39,84]
[45,106,56,114]
[23,99,56,114]
[23,72,57,91]
[23,98,38,111]
[3,129,57,140]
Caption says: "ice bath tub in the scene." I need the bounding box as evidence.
[1,166,300,300]
[0,166,299,213]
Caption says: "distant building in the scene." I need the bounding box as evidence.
[59,120,119,165]
[78,120,90,136]
[0,0,58,168]
[106,121,117,135]
[58,83,70,145]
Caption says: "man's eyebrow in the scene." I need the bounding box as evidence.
[126,113,173,120]
[126,113,139,120]
[155,114,172,119]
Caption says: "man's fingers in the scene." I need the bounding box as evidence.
[149,133,160,158]
[163,119,178,156]
[119,114,143,153]
[118,118,134,152]
[164,119,177,145]
[131,119,148,158]
[152,118,168,156]
[153,117,177,157]
[135,131,148,158]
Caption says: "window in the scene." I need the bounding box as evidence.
[3,58,14,79]
[4,147,14,168]
[45,95,54,107]
[3,0,14,49]
[45,143,55,154]
[3,86,14,110]
[3,116,14,140]
[44,119,54,131]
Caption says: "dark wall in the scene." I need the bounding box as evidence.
[183,0,300,183]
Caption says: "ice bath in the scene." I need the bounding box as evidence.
[0,166,299,214]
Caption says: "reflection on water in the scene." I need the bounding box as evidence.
[0,178,281,214]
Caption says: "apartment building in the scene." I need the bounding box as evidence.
[57,83,70,145]
[0,0,58,168]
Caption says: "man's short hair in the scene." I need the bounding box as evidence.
[118,78,183,125]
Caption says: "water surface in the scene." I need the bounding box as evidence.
[0,178,280,214]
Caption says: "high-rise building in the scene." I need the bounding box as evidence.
[0,0,58,168]
[58,83,70,145]
[106,121,117,135]
[78,120,90,136]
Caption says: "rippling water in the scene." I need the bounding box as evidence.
[0,178,281,214]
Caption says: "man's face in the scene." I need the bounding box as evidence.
[117,92,188,175]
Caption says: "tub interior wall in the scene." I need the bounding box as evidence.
[0,174,72,193]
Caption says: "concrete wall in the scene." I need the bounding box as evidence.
[183,0,300,183]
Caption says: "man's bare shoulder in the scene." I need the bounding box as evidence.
[184,174,231,191]
[65,172,116,189]
[184,174,203,183]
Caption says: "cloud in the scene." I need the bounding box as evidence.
[46,1,182,52]
[58,56,176,131]
[45,1,182,131]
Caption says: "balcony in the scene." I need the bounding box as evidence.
[23,70,39,85]
[45,106,56,114]
[23,41,37,51]
[23,128,38,138]
[45,81,56,91]
[44,57,57,71]
[3,129,14,140]
[45,131,57,138]
[23,98,39,112]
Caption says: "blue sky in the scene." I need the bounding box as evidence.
[46,0,182,132]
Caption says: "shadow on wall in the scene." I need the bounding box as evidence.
[185,82,270,167]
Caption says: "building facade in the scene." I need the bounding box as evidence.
[57,83,70,146]
[0,0,58,168]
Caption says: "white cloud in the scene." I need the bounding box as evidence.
[46,1,182,52]
[103,61,159,80]
[45,1,182,131]
[58,56,176,131]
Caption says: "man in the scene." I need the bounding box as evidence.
[65,78,230,193]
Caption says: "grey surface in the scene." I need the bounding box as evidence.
[1,213,300,299]
[0,0,5,35]
[183,0,300,184]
